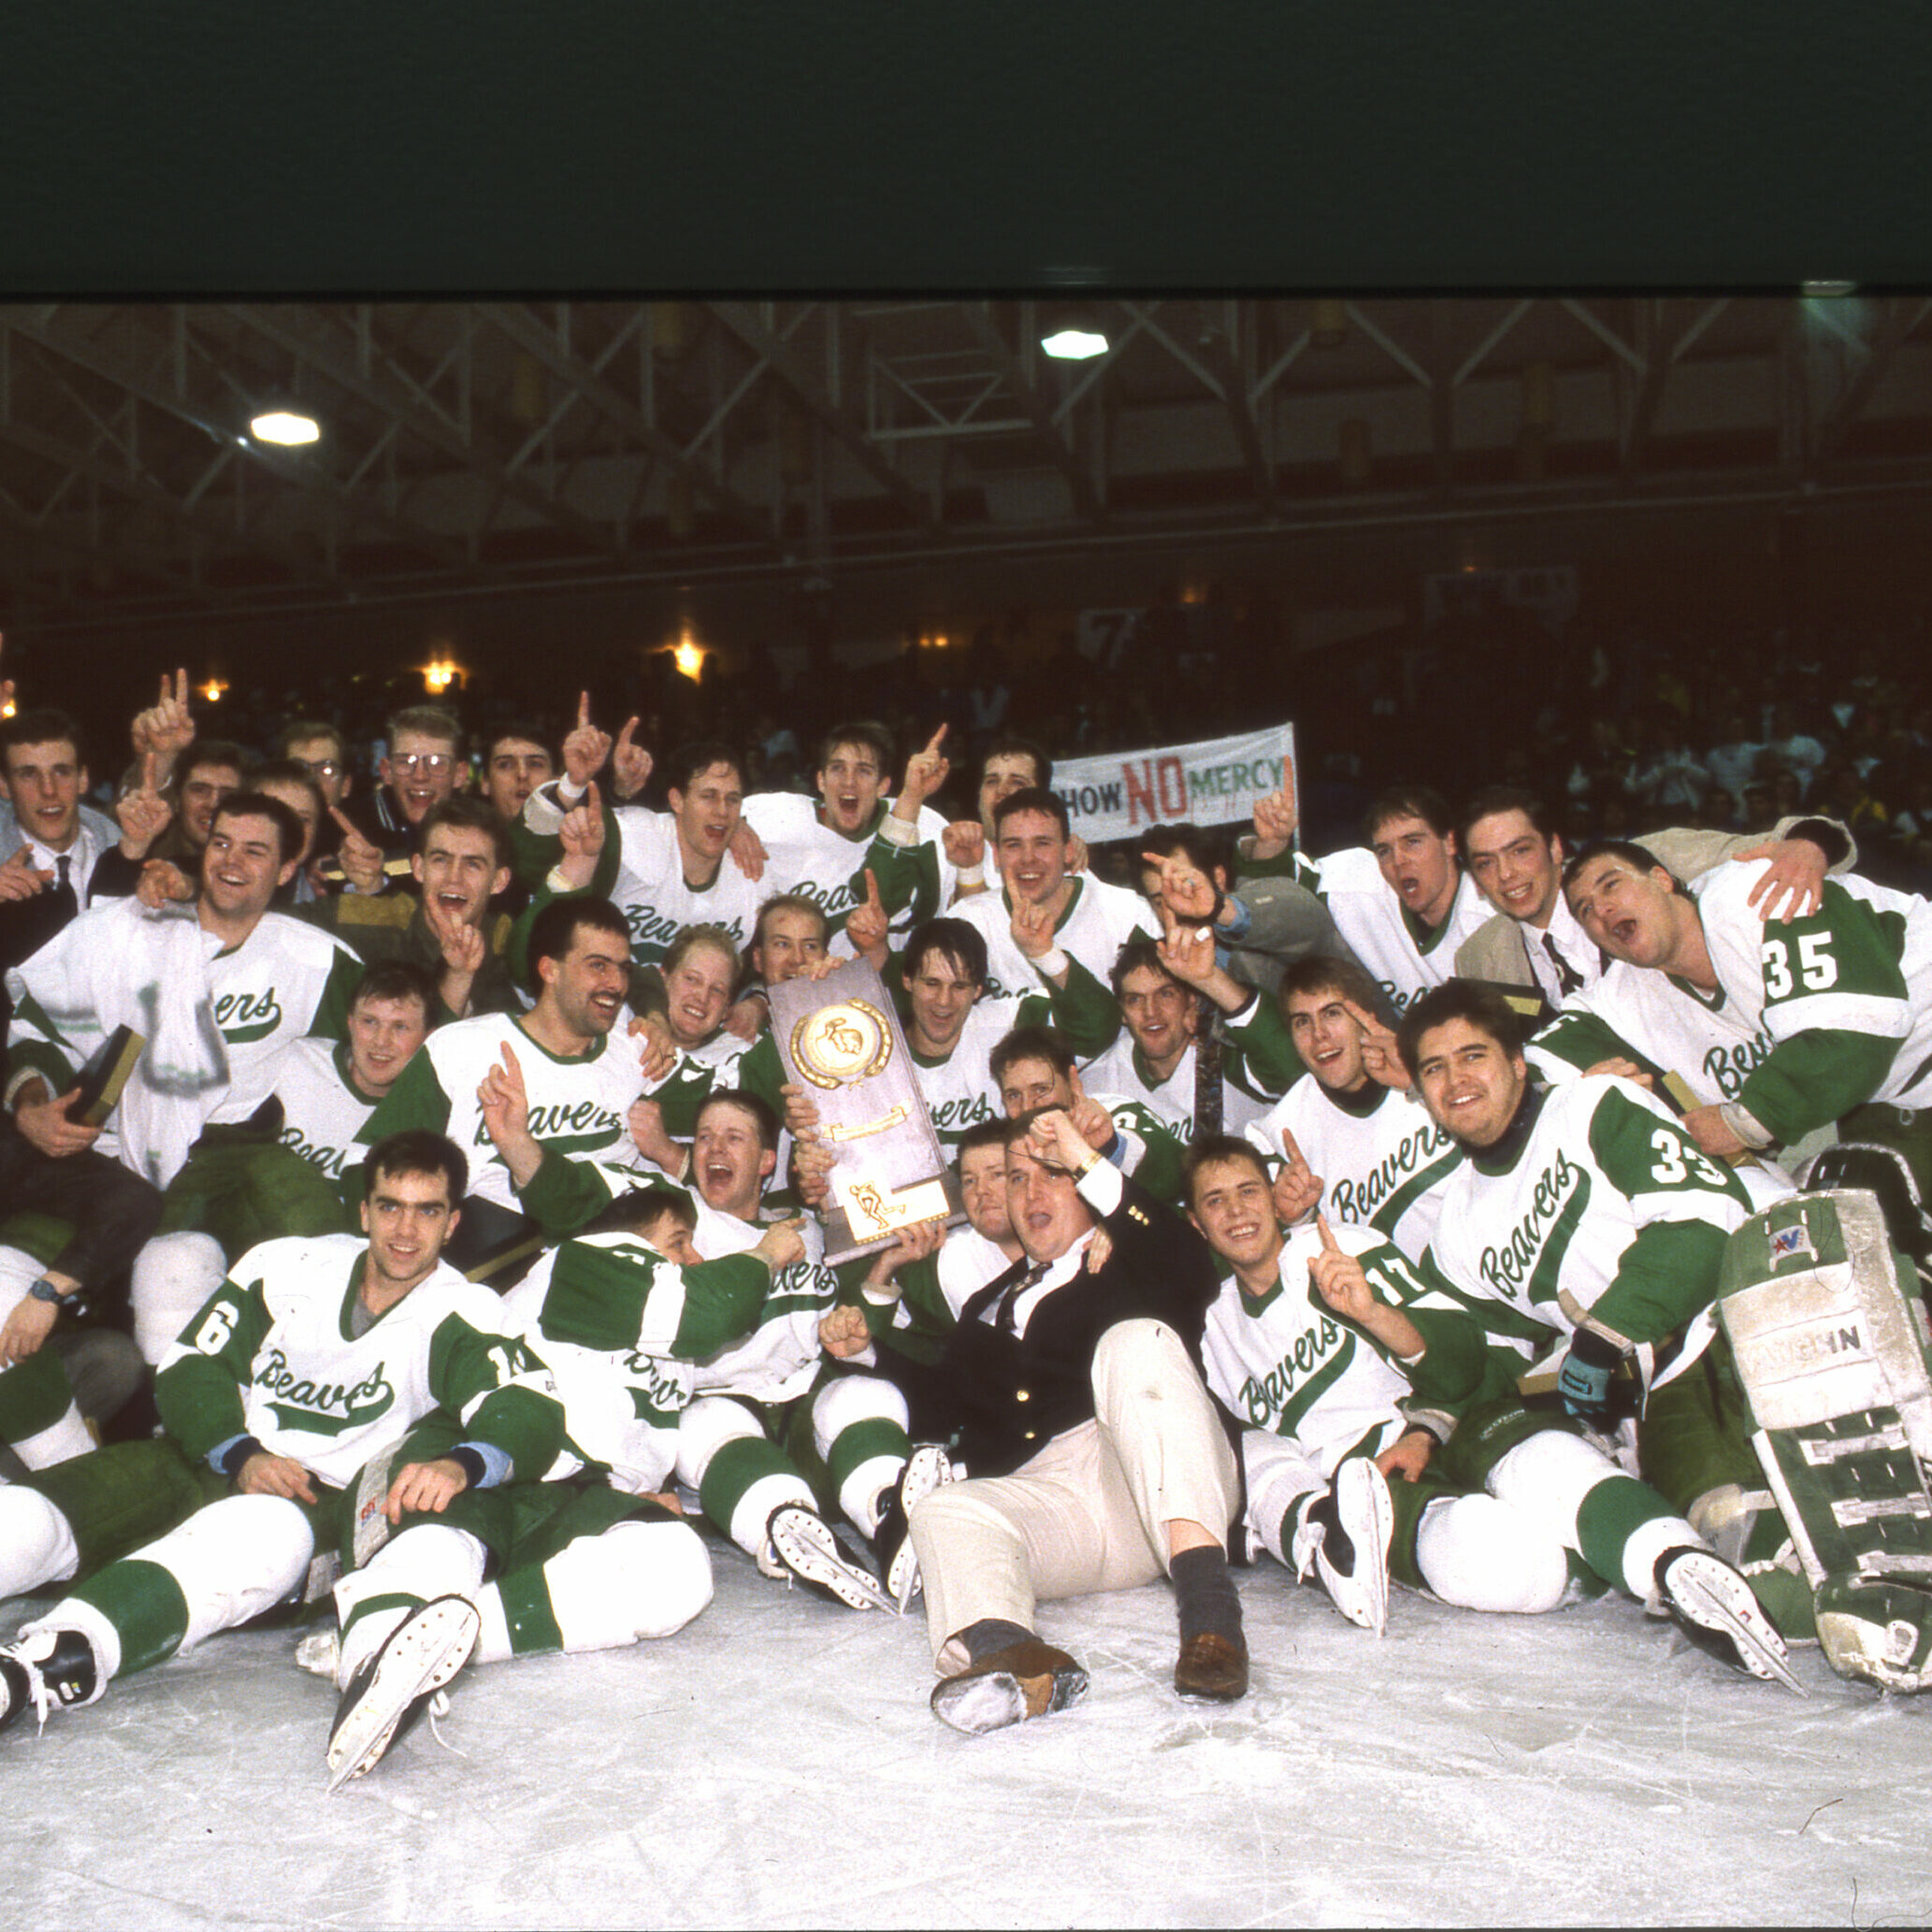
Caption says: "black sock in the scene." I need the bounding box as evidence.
[1171,1544,1244,1646]
[956,1617,1035,1662]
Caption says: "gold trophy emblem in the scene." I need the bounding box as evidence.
[790,1000,893,1089]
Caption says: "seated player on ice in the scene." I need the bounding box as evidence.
[1180,1137,1797,1686]
[317,1182,808,1788]
[0,1132,561,1740]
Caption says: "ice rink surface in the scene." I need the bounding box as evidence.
[7,1539,1932,1931]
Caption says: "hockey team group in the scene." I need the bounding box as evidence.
[3,665,1931,1788]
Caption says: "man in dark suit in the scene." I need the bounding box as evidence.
[900,1105,1247,1734]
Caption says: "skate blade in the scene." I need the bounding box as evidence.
[325,1600,481,1792]
[771,1514,896,1613]
[1672,1562,1809,1697]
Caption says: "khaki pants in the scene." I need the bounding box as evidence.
[912,1319,1240,1671]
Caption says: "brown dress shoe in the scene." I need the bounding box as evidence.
[930,1639,1089,1735]
[1174,1631,1248,1702]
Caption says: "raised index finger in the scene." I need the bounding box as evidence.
[1338,996,1386,1037]
[1315,1212,1341,1251]
[1278,1127,1307,1170]
[924,723,947,757]
[576,689,591,728]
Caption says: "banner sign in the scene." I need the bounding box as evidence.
[1049,723,1296,843]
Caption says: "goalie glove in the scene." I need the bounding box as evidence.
[1556,1326,1626,1426]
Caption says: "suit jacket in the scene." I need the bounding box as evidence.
[887,1171,1222,1478]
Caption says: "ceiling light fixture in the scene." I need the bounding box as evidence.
[249,408,321,446]
[1040,304,1109,360]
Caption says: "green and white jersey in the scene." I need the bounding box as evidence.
[7,898,362,1185]
[1245,1077,1459,1262]
[742,792,952,955]
[952,872,1157,1002]
[686,1197,839,1406]
[1202,1220,1418,1475]
[1689,859,1932,1144]
[1089,1093,1189,1203]
[642,1026,756,1140]
[501,1230,770,1493]
[1528,954,1776,1109]
[359,1012,646,1218]
[1415,1075,1752,1362]
[275,1036,380,1185]
[1081,989,1301,1145]
[153,1233,559,1489]
[516,786,762,969]
[912,965,1119,1149]
[1308,845,1490,1016]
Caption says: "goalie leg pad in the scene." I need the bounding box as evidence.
[1719,1189,1932,1594]
[1814,1572,1932,1693]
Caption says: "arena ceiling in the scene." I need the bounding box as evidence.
[2,295,1929,631]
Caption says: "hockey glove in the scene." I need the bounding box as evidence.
[1556,1327,1625,1425]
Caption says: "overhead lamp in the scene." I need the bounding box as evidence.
[201,677,228,703]
[423,658,460,695]
[1040,306,1109,360]
[249,407,321,446]
[672,628,703,680]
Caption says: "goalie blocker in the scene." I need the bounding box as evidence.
[1717,1181,1932,1694]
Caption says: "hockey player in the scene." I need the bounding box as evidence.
[739,721,955,955]
[1390,981,1787,1616]
[8,789,366,1190]
[0,1132,562,1737]
[672,1089,923,1611]
[1245,956,1459,1263]
[359,897,657,1263]
[512,714,763,973]
[128,960,440,1363]
[1181,1136,1796,1686]
[951,787,1158,1000]
[1245,783,1491,1016]
[1079,925,1302,1144]
[319,1183,807,1787]
[1564,840,1932,1195]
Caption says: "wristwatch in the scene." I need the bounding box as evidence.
[27,1278,69,1305]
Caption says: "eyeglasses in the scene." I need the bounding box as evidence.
[391,753,455,774]
[295,757,341,778]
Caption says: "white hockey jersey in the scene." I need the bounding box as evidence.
[1309,845,1490,1016]
[1246,1076,1460,1262]
[359,1012,647,1211]
[154,1233,553,1489]
[952,873,1157,1002]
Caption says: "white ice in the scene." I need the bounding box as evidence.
[5,1541,1931,1930]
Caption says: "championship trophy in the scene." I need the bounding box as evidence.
[767,958,964,1264]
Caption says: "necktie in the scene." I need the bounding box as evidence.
[1543,931,1584,997]
[995,1260,1049,1333]
[52,853,76,913]
[1193,1017,1225,1137]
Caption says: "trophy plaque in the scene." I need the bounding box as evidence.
[767,958,964,1263]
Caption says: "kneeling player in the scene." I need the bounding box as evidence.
[1182,1138,1799,1687]
[0,1133,561,1737]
